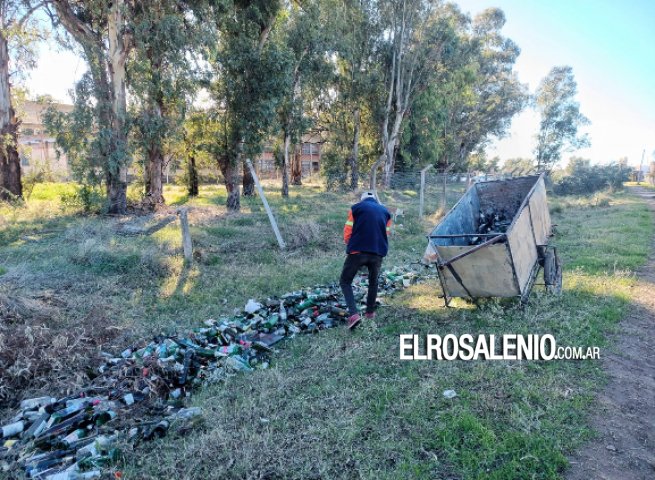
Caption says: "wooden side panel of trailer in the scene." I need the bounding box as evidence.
[527,178,551,245]
[507,205,539,295]
[436,243,519,297]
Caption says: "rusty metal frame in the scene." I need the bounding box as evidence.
[429,233,502,239]
[432,234,506,305]
[431,245,452,307]
[437,234,506,269]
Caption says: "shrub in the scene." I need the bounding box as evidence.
[22,163,58,201]
[554,162,628,195]
[60,184,105,213]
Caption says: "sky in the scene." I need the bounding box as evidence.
[24,0,655,167]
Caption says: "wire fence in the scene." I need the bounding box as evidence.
[36,159,517,243]
[163,164,519,225]
[211,167,523,250]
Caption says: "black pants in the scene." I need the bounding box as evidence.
[339,253,383,316]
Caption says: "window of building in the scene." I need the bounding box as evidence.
[22,128,34,136]
[20,155,29,166]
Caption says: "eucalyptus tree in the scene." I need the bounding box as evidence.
[501,157,534,176]
[398,7,525,176]
[273,0,332,195]
[373,0,462,187]
[322,0,382,191]
[208,0,284,211]
[49,0,133,213]
[446,8,527,172]
[129,0,208,209]
[42,72,107,187]
[169,109,219,197]
[534,66,589,170]
[0,0,44,200]
[394,4,471,176]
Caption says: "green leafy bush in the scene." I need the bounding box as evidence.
[322,149,350,191]
[554,161,628,195]
[60,185,105,213]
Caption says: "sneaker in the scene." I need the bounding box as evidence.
[347,313,361,330]
[365,312,376,319]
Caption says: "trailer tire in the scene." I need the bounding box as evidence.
[544,248,562,294]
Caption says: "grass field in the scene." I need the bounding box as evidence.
[625,181,655,190]
[0,182,652,479]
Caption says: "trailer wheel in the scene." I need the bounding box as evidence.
[544,247,562,294]
[537,245,547,267]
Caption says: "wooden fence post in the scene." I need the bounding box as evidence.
[246,159,286,250]
[177,207,193,262]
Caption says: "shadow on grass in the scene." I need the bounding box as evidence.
[0,210,80,248]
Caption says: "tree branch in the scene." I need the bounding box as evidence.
[17,1,45,28]
[51,0,99,48]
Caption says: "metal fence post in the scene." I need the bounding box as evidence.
[419,164,433,219]
[441,171,448,212]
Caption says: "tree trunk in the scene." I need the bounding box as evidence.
[218,155,240,211]
[349,108,361,191]
[382,141,394,188]
[242,160,254,196]
[281,131,290,197]
[225,161,240,210]
[107,0,130,214]
[230,137,251,201]
[144,154,152,193]
[0,33,22,200]
[291,144,302,185]
[383,114,403,187]
[144,143,164,208]
[143,51,166,209]
[107,173,127,213]
[369,153,385,191]
[466,144,472,188]
[187,154,199,197]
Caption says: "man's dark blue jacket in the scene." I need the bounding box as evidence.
[344,198,391,257]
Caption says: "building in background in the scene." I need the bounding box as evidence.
[18,100,74,178]
[17,99,324,183]
[254,132,324,178]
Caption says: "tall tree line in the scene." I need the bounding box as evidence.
[3,0,574,212]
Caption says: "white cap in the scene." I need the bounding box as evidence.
[360,191,376,201]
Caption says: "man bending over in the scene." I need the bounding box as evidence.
[340,191,392,330]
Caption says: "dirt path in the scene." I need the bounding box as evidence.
[566,187,655,480]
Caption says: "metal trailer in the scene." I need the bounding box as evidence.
[424,174,562,306]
